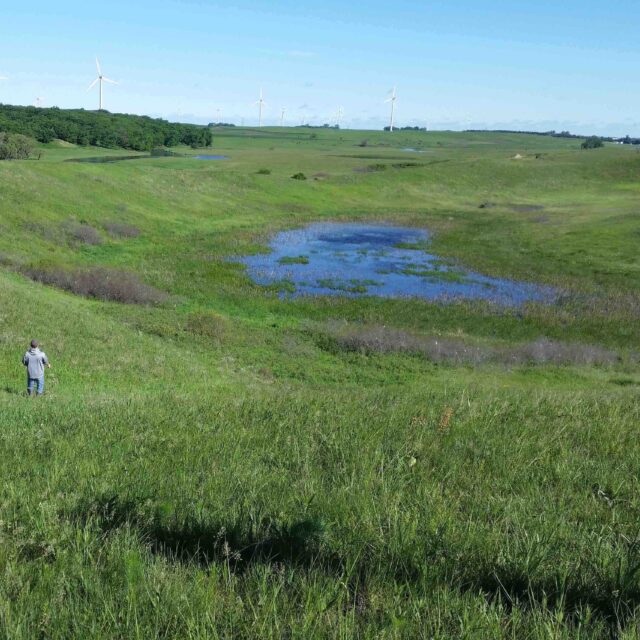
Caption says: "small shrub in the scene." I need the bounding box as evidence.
[256,168,271,175]
[22,265,167,305]
[391,162,420,169]
[581,136,604,150]
[291,172,307,180]
[69,224,103,245]
[0,132,36,160]
[105,222,141,238]
[367,163,387,172]
[131,314,181,338]
[185,312,227,341]
[358,139,369,147]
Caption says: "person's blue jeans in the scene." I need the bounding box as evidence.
[27,376,44,395]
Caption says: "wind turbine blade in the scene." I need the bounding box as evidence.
[95,57,102,75]
[103,77,117,84]
[87,78,99,91]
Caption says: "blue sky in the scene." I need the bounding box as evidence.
[1,0,639,134]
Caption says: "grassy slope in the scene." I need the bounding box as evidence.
[1,129,640,638]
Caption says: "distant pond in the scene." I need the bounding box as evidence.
[66,155,149,163]
[66,153,229,163]
[236,223,553,305]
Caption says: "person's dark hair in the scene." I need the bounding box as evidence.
[30,339,39,348]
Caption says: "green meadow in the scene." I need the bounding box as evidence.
[1,127,640,638]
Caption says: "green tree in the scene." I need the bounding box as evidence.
[581,136,604,149]
[0,132,36,159]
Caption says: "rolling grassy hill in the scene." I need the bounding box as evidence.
[1,128,639,638]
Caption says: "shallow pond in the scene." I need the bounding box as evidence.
[194,155,229,160]
[66,155,148,163]
[237,223,552,305]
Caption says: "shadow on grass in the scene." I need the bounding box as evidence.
[67,494,640,634]
[68,494,343,573]
[470,566,639,635]
[2,385,24,396]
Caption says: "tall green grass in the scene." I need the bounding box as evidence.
[1,129,639,637]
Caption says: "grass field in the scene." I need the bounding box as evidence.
[1,127,640,638]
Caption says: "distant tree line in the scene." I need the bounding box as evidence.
[465,129,585,139]
[207,122,236,128]
[465,129,640,145]
[383,126,427,132]
[618,135,640,145]
[297,124,340,129]
[0,104,212,150]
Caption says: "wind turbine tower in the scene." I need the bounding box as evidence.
[256,88,266,127]
[385,86,397,131]
[87,57,117,110]
[336,106,344,127]
[35,97,44,108]
[280,107,286,126]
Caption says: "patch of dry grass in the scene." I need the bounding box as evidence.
[22,265,167,305]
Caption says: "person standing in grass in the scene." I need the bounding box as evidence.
[22,339,51,397]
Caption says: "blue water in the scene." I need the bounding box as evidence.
[195,155,229,160]
[237,223,552,305]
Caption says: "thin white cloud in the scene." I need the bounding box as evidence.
[286,50,315,58]
[257,49,316,58]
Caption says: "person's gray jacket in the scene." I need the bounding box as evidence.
[23,348,49,379]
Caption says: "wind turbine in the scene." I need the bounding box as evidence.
[87,57,117,110]
[336,106,344,127]
[255,88,266,127]
[35,97,44,108]
[385,86,397,131]
[280,107,286,126]
[299,105,308,126]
